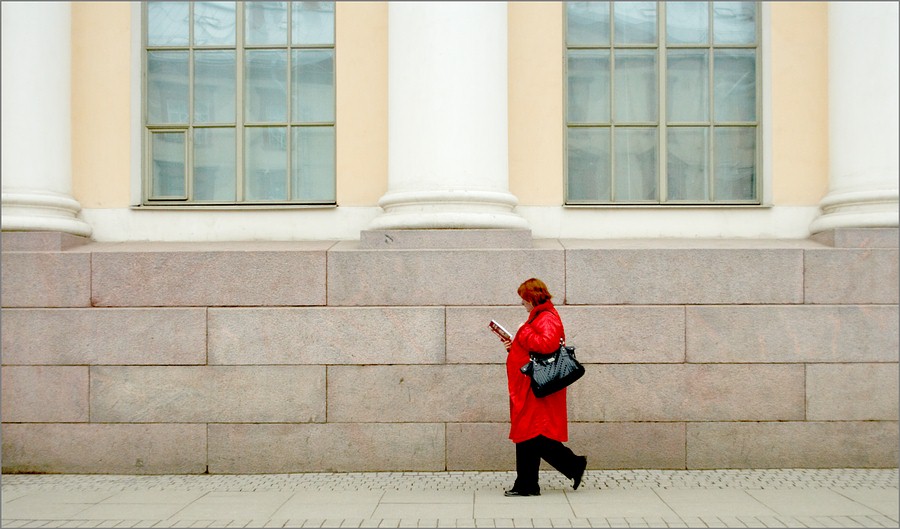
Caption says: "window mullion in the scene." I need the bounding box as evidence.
[658,1,667,204]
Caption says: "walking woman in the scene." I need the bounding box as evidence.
[499,278,587,497]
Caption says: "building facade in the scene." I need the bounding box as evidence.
[1,1,898,473]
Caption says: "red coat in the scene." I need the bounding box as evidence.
[506,301,568,444]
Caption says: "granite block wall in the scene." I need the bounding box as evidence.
[1,229,897,473]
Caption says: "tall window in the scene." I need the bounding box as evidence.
[566,1,760,205]
[143,1,335,205]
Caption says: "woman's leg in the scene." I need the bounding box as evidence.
[534,435,588,487]
[511,437,542,494]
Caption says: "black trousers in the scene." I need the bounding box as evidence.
[513,435,582,492]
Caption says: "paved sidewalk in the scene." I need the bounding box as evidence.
[2,469,898,528]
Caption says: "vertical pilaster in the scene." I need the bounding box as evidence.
[1,2,92,237]
[810,2,899,233]
[369,1,529,230]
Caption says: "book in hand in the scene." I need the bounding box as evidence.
[489,320,511,341]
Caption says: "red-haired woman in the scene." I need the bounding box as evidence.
[499,278,587,496]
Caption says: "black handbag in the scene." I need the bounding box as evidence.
[520,339,585,398]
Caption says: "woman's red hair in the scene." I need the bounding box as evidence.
[517,278,553,306]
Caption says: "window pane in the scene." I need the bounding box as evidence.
[615,128,658,201]
[245,127,288,200]
[615,50,657,123]
[147,2,189,46]
[614,2,657,45]
[567,50,611,124]
[293,126,335,201]
[667,49,709,122]
[245,50,287,123]
[713,1,756,44]
[567,127,611,201]
[714,49,756,122]
[567,2,610,46]
[667,1,709,44]
[245,2,287,46]
[151,132,186,198]
[292,50,334,122]
[194,128,236,201]
[667,127,709,200]
[194,51,236,123]
[147,51,189,125]
[293,1,335,45]
[194,2,236,46]
[714,127,756,200]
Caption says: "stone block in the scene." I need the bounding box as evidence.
[327,365,508,422]
[446,422,686,471]
[208,307,445,365]
[1,252,91,307]
[564,245,804,305]
[569,364,805,422]
[1,423,207,474]
[1,308,207,365]
[805,249,899,304]
[360,229,533,249]
[811,228,899,248]
[90,242,330,306]
[90,366,325,423]
[446,306,685,364]
[807,364,899,421]
[208,423,445,473]
[326,241,565,306]
[687,421,899,468]
[1,231,90,251]
[1,366,89,422]
[686,305,898,363]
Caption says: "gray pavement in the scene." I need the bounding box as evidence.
[2,469,898,528]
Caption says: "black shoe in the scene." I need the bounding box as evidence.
[504,488,540,497]
[573,456,587,490]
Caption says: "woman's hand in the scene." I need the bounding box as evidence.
[500,336,512,352]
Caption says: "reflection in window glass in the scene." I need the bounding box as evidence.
[245,127,288,200]
[151,132,186,198]
[194,51,236,124]
[567,50,611,124]
[147,51,190,125]
[245,50,288,123]
[194,128,236,201]
[567,2,610,46]
[292,50,334,122]
[615,128,658,201]
[667,49,709,122]
[714,49,756,122]
[613,2,656,44]
[614,50,657,123]
[713,1,756,44]
[293,2,335,45]
[148,2,189,46]
[567,127,611,202]
[194,2,236,46]
[667,2,709,44]
[293,126,335,201]
[667,128,709,201]
[715,127,756,200]
[246,2,288,45]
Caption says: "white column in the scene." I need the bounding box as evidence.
[810,2,899,234]
[1,2,92,237]
[369,1,529,230]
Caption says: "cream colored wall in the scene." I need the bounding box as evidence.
[70,2,828,211]
[335,2,388,206]
[72,2,132,208]
[509,2,564,206]
[770,2,829,205]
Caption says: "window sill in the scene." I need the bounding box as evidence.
[131,203,338,211]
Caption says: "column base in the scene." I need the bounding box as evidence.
[809,187,899,234]
[1,190,93,238]
[368,189,530,231]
